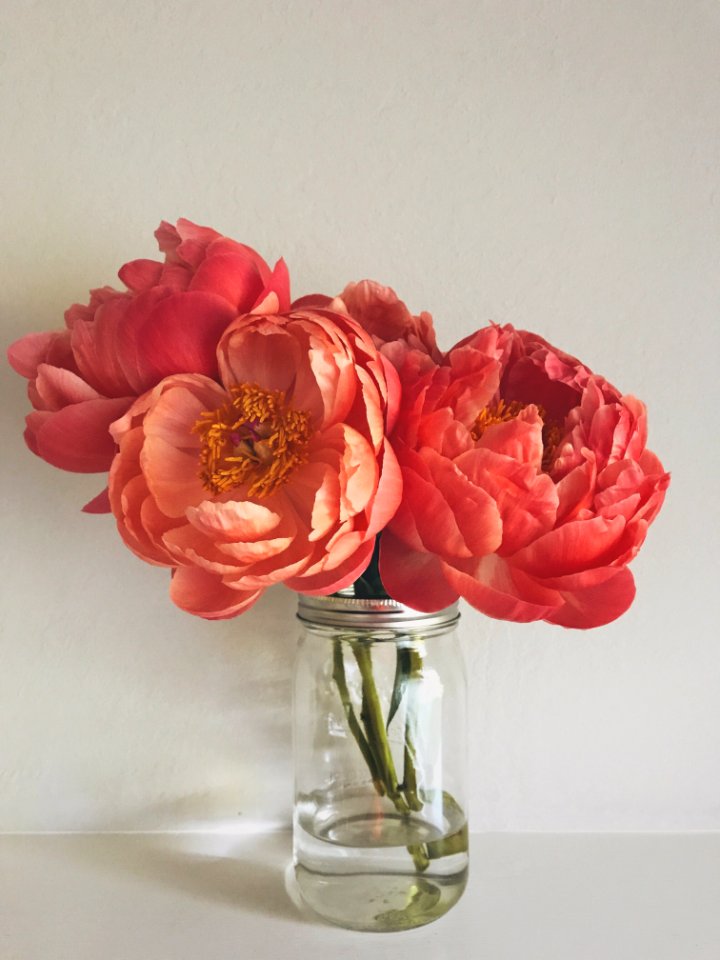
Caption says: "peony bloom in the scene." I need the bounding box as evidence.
[7,219,289,510]
[379,324,669,628]
[109,308,402,619]
[294,279,441,367]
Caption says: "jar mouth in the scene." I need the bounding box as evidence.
[296,593,459,630]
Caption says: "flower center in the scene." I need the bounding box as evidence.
[471,399,527,439]
[193,384,312,498]
[472,399,563,472]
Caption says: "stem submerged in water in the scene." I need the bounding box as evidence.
[332,636,436,870]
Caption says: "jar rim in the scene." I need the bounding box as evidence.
[296,593,459,630]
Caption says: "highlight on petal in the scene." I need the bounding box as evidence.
[442,556,562,624]
[286,537,377,596]
[34,364,102,410]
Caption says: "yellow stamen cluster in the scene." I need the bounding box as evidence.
[471,399,528,440]
[541,421,564,472]
[472,398,564,473]
[193,383,312,498]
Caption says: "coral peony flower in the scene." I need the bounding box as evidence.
[379,324,669,628]
[109,308,401,619]
[7,219,289,510]
[294,279,441,367]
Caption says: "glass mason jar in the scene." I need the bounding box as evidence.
[293,594,468,932]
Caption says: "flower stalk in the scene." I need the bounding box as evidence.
[332,635,430,870]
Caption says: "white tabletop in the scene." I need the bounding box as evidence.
[1,832,718,960]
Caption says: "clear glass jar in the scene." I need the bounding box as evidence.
[292,594,468,932]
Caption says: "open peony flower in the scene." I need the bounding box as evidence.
[379,323,669,628]
[7,218,289,511]
[109,308,402,619]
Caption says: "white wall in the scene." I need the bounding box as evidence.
[1,0,718,833]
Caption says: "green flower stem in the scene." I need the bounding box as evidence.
[424,792,468,860]
[351,640,430,871]
[401,648,425,814]
[332,636,466,874]
[352,642,409,813]
[332,639,385,796]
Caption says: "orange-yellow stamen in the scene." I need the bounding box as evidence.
[193,383,312,498]
[471,399,528,440]
[472,399,564,473]
[541,421,564,472]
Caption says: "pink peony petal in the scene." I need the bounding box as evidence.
[555,455,597,524]
[423,449,505,557]
[137,292,237,384]
[141,436,206,518]
[115,474,177,566]
[170,566,262,619]
[206,236,273,283]
[400,464,475,559]
[379,532,459,611]
[215,534,295,564]
[291,293,333,310]
[337,279,441,359]
[512,515,627,578]
[8,330,74,379]
[162,525,248,575]
[82,488,111,514]
[186,498,284,542]
[337,424,379,521]
[364,438,403,538]
[287,537,377,595]
[476,408,544,472]
[27,396,132,472]
[118,258,163,293]
[139,493,184,563]
[253,258,291,313]
[442,556,562,623]
[34,364,102,410]
[545,566,636,628]
[71,294,138,396]
[189,252,264,309]
[639,448,665,476]
[164,219,222,267]
[461,450,557,554]
[501,354,582,422]
[283,460,341,542]
[219,320,304,398]
[142,374,226,451]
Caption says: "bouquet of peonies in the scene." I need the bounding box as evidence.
[8,219,668,626]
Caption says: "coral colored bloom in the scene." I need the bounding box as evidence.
[380,324,669,628]
[109,309,402,619]
[7,219,289,510]
[294,279,441,367]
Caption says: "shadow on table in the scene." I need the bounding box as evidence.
[62,830,312,925]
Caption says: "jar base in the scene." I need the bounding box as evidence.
[294,864,468,932]
[293,807,468,931]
